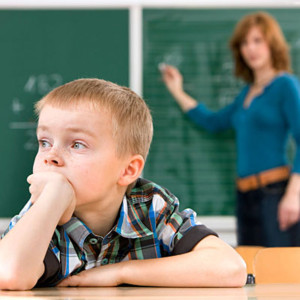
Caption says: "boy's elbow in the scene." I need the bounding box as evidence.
[0,267,37,290]
[225,256,247,287]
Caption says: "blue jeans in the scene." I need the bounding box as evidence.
[237,180,300,246]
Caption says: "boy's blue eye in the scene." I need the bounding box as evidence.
[73,142,85,150]
[39,140,51,148]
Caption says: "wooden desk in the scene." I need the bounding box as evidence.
[0,284,300,299]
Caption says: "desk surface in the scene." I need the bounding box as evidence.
[1,284,300,299]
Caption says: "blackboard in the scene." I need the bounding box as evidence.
[143,8,300,215]
[0,10,129,217]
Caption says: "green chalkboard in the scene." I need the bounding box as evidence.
[0,10,129,217]
[143,8,300,215]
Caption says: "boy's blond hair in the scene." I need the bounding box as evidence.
[35,78,153,160]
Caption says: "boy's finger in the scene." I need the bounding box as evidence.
[57,276,78,287]
[27,174,34,183]
[29,195,37,204]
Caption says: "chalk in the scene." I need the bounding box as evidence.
[158,62,166,72]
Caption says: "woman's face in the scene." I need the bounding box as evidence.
[240,26,272,72]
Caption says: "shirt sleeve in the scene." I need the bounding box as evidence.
[155,189,218,255]
[172,224,217,255]
[1,200,32,239]
[281,76,300,173]
[35,244,61,287]
[186,103,235,132]
[186,90,245,133]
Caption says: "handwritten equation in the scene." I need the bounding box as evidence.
[9,74,63,151]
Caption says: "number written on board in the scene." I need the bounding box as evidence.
[24,74,63,95]
[9,74,64,151]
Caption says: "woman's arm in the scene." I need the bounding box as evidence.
[161,64,198,112]
[278,173,300,230]
[161,64,237,132]
[279,76,300,230]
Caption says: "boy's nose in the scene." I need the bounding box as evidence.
[44,151,64,167]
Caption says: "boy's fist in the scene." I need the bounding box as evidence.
[27,172,76,225]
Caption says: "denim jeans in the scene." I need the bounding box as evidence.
[237,180,300,247]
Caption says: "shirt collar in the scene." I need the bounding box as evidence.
[62,194,153,247]
[62,217,92,248]
[114,195,153,239]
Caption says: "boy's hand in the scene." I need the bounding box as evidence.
[27,172,76,225]
[57,263,123,287]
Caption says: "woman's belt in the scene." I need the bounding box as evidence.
[237,166,290,192]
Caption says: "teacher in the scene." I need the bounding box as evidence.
[161,12,300,247]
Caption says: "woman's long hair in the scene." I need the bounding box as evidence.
[229,12,291,83]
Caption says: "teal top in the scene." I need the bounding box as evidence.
[187,73,300,177]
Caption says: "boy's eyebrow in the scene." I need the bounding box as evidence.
[37,125,97,138]
[36,125,50,133]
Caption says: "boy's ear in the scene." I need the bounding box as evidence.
[118,154,145,187]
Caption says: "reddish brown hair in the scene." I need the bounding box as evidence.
[230,11,291,83]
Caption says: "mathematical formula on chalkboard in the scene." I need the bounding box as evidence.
[9,74,63,151]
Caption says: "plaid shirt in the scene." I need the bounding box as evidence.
[2,178,217,286]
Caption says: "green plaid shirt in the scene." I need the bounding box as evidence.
[2,178,217,286]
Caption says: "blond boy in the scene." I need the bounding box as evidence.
[0,79,246,290]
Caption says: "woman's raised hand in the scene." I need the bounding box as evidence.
[161,64,184,96]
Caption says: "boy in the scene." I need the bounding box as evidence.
[0,79,246,290]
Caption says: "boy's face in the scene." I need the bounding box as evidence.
[33,104,127,209]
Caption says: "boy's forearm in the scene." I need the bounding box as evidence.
[119,236,246,287]
[0,186,69,290]
[60,236,246,288]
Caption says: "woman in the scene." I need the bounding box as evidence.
[161,12,300,246]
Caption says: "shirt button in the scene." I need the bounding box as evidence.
[102,258,109,265]
[89,238,98,245]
